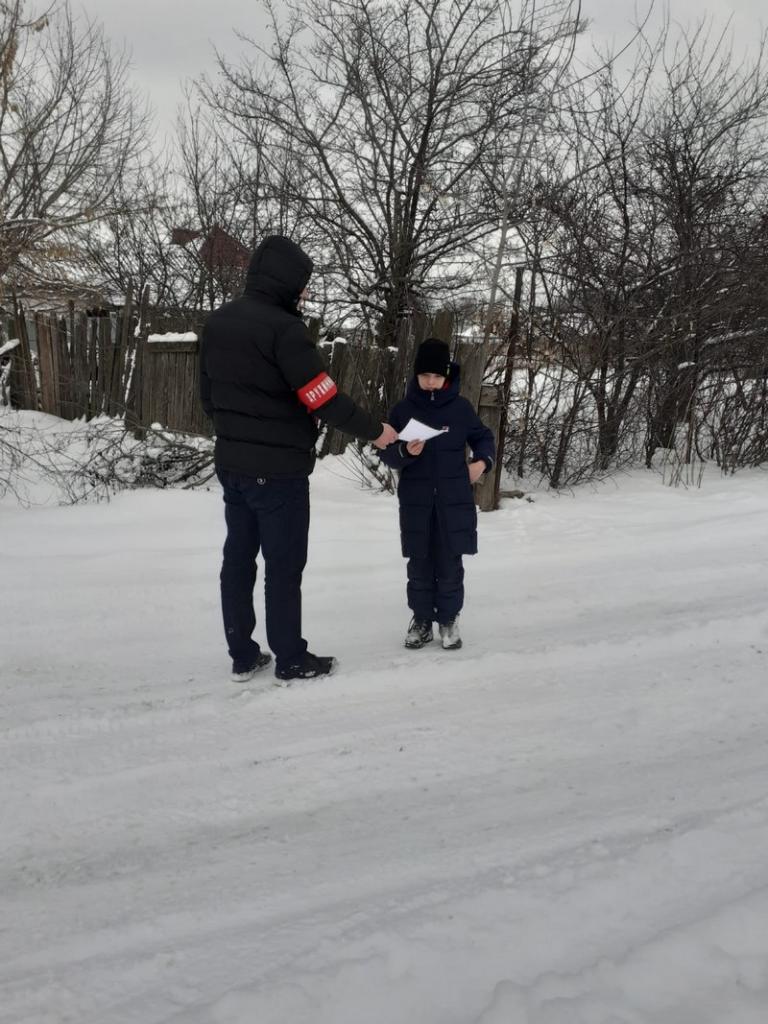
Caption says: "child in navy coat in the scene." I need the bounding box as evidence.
[379,339,495,649]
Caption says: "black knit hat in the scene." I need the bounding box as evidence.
[414,338,451,377]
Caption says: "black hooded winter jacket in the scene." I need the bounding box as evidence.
[200,235,382,476]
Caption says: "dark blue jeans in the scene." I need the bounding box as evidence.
[217,470,310,672]
[406,510,464,625]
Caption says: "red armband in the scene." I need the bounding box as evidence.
[297,372,338,410]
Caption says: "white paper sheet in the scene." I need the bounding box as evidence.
[397,418,448,442]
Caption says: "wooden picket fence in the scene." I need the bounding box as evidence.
[1,289,212,437]
[6,302,143,423]
[1,298,504,507]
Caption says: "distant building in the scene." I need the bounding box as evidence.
[171,225,250,272]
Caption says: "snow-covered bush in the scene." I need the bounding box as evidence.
[0,410,214,505]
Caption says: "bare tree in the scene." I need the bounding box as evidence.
[0,0,150,298]
[82,162,181,308]
[85,94,328,320]
[489,17,768,487]
[196,0,584,352]
[639,25,768,463]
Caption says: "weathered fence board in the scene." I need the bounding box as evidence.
[37,317,58,416]
[5,304,37,410]
[476,385,505,512]
[71,311,89,418]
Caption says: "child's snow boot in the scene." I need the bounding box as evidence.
[405,618,433,649]
[438,618,462,650]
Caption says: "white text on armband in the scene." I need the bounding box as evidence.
[297,372,338,410]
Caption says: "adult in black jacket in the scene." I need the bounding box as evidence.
[201,235,397,683]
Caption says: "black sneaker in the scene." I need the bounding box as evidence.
[404,618,433,649]
[231,651,272,683]
[275,652,337,684]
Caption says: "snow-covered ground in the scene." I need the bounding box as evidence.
[2,444,768,1024]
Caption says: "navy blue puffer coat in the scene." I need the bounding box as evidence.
[379,366,496,557]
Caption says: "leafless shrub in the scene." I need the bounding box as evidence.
[0,411,214,505]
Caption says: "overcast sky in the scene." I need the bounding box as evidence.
[71,0,767,131]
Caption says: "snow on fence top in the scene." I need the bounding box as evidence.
[147,332,198,344]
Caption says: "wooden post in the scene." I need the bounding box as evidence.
[71,311,89,419]
[492,267,524,504]
[97,316,113,415]
[36,314,60,415]
[126,284,151,437]
[306,316,321,343]
[53,312,76,420]
[190,331,212,437]
[391,308,427,408]
[318,339,348,457]
[10,299,38,410]
[87,315,98,418]
[330,339,358,455]
[455,339,485,410]
[476,384,504,512]
[111,284,133,416]
[431,309,454,343]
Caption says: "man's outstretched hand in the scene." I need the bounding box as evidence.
[373,423,398,449]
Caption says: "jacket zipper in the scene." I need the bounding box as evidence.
[431,391,437,492]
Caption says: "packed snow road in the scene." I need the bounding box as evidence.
[2,461,768,1023]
